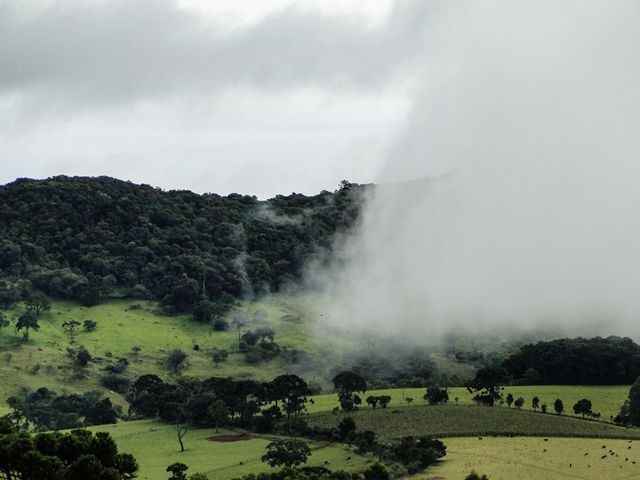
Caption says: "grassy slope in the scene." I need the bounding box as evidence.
[86,420,370,480]
[0,296,345,406]
[307,405,640,440]
[424,437,640,480]
[309,385,629,420]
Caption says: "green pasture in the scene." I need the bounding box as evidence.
[0,295,336,405]
[86,420,369,480]
[307,404,640,440]
[423,436,640,480]
[309,385,630,421]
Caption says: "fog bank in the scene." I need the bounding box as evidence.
[318,1,640,340]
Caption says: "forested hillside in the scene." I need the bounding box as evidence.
[0,177,367,313]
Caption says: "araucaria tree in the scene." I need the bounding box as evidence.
[332,371,367,411]
[466,367,506,406]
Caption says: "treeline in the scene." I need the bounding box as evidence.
[502,336,640,385]
[0,176,366,313]
[0,426,138,480]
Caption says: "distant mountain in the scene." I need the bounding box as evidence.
[0,176,367,313]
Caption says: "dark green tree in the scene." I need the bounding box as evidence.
[363,463,390,480]
[261,439,311,468]
[467,366,506,407]
[554,398,564,415]
[332,371,367,412]
[424,386,449,405]
[513,397,524,409]
[532,396,540,410]
[167,462,189,480]
[505,393,514,408]
[573,399,592,418]
[16,309,39,341]
[626,376,640,426]
[165,349,188,374]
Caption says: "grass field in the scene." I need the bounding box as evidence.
[309,385,630,421]
[0,295,351,406]
[86,420,370,480]
[307,405,640,440]
[422,436,640,480]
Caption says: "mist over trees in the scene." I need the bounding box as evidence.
[0,176,366,314]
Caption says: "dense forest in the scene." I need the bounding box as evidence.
[0,176,367,313]
[502,336,640,385]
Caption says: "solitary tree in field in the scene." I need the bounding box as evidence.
[174,421,189,452]
[424,386,449,405]
[532,396,540,410]
[332,371,367,411]
[554,398,564,415]
[261,439,311,468]
[514,397,524,409]
[165,349,188,374]
[16,310,39,341]
[573,399,593,418]
[505,393,514,408]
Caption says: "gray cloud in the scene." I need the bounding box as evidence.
[0,0,429,111]
[317,0,640,341]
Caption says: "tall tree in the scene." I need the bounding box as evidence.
[332,371,367,412]
[554,398,564,415]
[466,366,506,407]
[16,309,39,341]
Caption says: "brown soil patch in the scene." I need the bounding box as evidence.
[207,433,253,442]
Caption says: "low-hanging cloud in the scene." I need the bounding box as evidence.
[318,0,640,341]
[0,0,430,111]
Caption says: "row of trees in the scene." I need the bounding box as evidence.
[0,427,138,480]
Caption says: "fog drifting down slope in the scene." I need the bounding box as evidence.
[319,1,640,340]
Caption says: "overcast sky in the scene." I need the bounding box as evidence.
[0,0,427,198]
